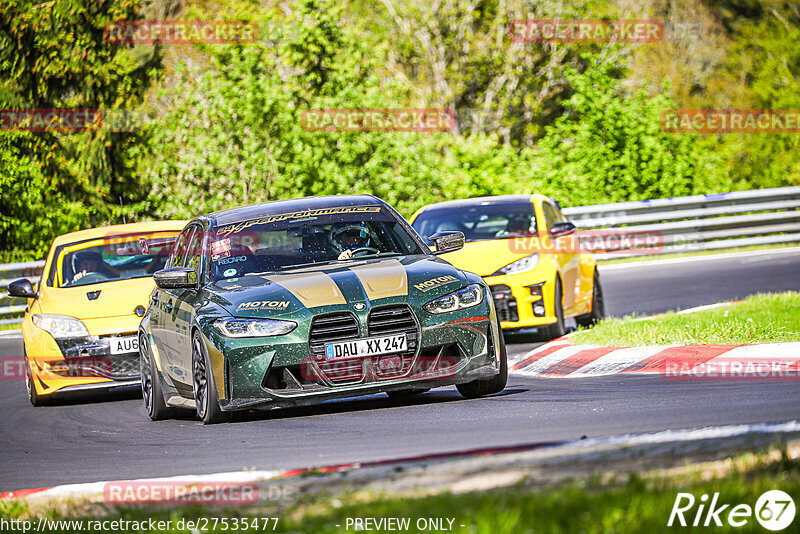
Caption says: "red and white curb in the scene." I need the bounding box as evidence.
[3,421,800,504]
[510,340,800,377]
[0,442,563,502]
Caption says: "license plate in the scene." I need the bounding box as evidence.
[325,334,406,361]
[110,336,139,355]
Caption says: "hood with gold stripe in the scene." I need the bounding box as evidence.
[206,255,472,319]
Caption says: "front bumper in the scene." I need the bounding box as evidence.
[485,273,557,330]
[24,325,142,397]
[206,303,500,411]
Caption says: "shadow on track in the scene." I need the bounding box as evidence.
[161,387,529,424]
[28,386,141,407]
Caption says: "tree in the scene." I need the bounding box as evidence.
[531,63,728,206]
[0,0,161,261]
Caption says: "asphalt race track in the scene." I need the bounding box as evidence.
[1,249,799,492]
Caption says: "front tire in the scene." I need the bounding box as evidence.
[139,333,172,421]
[23,348,45,406]
[576,270,605,327]
[192,331,228,424]
[541,277,566,340]
[457,318,508,399]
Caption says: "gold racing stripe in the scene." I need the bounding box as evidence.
[264,272,347,308]
[349,259,408,300]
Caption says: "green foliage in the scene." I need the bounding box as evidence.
[716,5,800,189]
[0,0,160,261]
[531,63,728,206]
[0,132,90,263]
[1,0,798,261]
[142,0,538,220]
[570,291,800,346]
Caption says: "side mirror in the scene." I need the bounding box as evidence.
[153,267,196,289]
[7,278,36,299]
[550,221,576,238]
[429,231,465,255]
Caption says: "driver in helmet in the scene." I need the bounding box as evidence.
[329,222,375,260]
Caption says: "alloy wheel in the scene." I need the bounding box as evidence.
[139,335,153,414]
[193,337,208,419]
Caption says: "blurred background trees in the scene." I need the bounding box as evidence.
[1,0,798,260]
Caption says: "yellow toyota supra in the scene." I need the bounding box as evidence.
[410,194,603,338]
[7,221,186,405]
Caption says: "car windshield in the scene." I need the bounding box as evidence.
[55,232,179,288]
[412,201,538,243]
[209,205,425,280]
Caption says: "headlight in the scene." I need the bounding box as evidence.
[213,318,297,338]
[32,314,90,339]
[423,284,484,314]
[494,253,539,275]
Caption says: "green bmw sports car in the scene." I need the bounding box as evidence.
[139,195,507,423]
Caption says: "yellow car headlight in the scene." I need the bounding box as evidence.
[492,253,539,276]
[32,314,90,339]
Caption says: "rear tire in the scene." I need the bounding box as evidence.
[576,270,605,327]
[456,318,508,399]
[192,331,228,424]
[541,277,566,340]
[139,333,172,421]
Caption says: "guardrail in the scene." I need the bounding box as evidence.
[1,186,798,325]
[0,261,45,325]
[563,186,800,260]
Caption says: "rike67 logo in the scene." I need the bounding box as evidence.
[669,490,795,531]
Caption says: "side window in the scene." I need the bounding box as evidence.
[542,203,559,233]
[170,227,194,269]
[553,203,568,223]
[45,243,62,287]
[184,229,203,284]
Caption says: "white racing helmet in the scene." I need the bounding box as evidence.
[329,222,371,253]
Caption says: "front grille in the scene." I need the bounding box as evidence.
[48,354,140,380]
[305,306,421,385]
[318,359,365,383]
[491,284,518,322]
[367,305,416,335]
[308,312,360,360]
[368,304,417,353]
[107,354,140,379]
[368,304,418,379]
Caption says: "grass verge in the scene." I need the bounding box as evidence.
[569,291,800,346]
[1,444,797,533]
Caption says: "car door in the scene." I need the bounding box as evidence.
[172,225,205,381]
[149,227,188,370]
[160,225,196,390]
[543,200,579,313]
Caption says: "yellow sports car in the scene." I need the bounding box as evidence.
[410,194,603,338]
[7,221,186,405]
